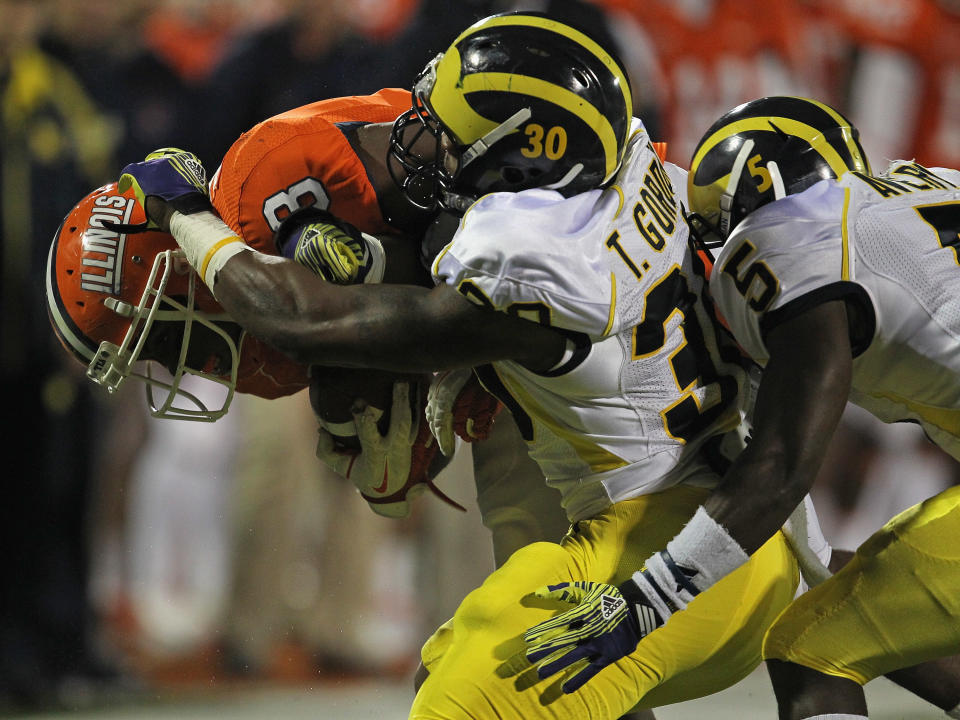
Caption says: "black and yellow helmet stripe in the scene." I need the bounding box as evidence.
[691,97,870,178]
[451,14,631,106]
[433,14,632,183]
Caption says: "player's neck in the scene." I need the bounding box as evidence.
[355,122,435,232]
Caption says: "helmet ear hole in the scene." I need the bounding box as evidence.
[571,67,591,89]
[502,167,526,185]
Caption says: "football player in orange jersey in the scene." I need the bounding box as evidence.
[47,89,570,546]
[206,87,572,533]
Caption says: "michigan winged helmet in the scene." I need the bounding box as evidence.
[687,96,871,247]
[390,11,633,211]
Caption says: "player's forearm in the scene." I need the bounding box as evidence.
[702,433,818,556]
[157,204,415,369]
[213,249,443,370]
[158,203,562,373]
[627,302,853,615]
[704,304,853,554]
[214,244,551,372]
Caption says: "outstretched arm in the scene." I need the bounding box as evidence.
[210,247,563,372]
[525,299,854,691]
[137,163,564,375]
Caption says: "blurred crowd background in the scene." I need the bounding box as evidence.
[3,0,960,712]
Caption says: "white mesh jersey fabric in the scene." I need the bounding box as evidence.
[434,122,750,521]
[711,162,960,461]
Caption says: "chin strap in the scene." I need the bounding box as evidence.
[719,138,754,238]
[543,163,584,191]
[440,190,477,215]
[460,107,533,170]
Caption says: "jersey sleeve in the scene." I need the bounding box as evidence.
[709,186,852,365]
[664,161,689,207]
[432,190,614,336]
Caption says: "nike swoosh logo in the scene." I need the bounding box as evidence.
[373,465,390,494]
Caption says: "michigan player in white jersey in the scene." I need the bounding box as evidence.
[522,95,960,720]
[107,14,826,720]
[702,103,960,720]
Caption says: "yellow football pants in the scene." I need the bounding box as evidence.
[764,483,960,684]
[411,484,799,719]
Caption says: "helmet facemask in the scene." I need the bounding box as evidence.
[46,182,243,422]
[389,53,533,214]
[87,248,240,421]
[388,57,455,213]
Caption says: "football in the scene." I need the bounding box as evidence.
[309,366,422,450]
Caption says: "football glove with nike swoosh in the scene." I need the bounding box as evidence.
[524,550,701,693]
[315,381,420,518]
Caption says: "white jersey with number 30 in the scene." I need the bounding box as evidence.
[433,124,750,522]
[711,161,960,459]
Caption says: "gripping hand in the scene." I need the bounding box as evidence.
[279,209,385,285]
[524,581,645,693]
[315,382,420,518]
[117,147,212,229]
[525,550,701,692]
[426,369,502,456]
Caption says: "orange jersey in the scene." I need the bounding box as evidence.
[813,0,960,168]
[595,0,822,166]
[210,88,412,398]
[210,88,411,252]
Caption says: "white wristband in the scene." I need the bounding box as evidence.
[169,210,250,292]
[361,232,386,284]
[665,506,749,592]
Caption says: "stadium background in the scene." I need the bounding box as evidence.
[2,0,958,717]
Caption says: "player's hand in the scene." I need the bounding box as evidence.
[282,210,385,285]
[426,369,502,456]
[524,581,646,693]
[315,381,421,518]
[525,550,700,693]
[117,147,212,230]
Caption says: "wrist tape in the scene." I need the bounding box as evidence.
[630,550,699,622]
[169,211,250,293]
[665,505,749,593]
